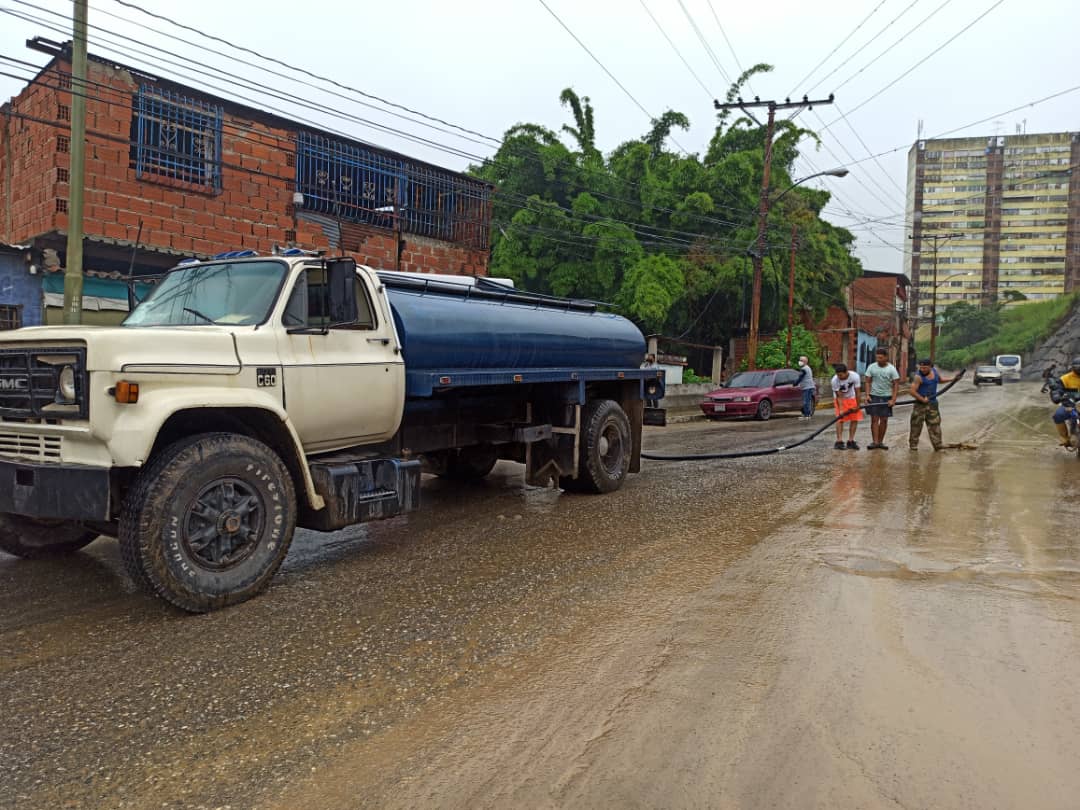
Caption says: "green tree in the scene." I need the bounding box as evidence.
[749,326,824,372]
[470,78,865,351]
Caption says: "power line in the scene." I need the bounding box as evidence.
[534,0,689,153]
[3,7,489,162]
[637,0,714,99]
[104,0,498,146]
[675,0,732,86]
[832,104,909,198]
[823,0,1009,128]
[807,110,905,213]
[787,0,890,97]
[831,0,956,93]
[803,0,923,96]
[804,83,1080,173]
[704,0,755,96]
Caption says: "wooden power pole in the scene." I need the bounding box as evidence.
[713,94,834,369]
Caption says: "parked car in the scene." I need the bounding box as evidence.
[973,364,1004,385]
[700,368,810,421]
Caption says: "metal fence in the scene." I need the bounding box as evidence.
[131,85,223,191]
[296,132,490,250]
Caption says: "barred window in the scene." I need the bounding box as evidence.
[0,305,22,331]
[295,132,490,250]
[130,85,222,192]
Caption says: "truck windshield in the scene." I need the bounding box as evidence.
[124,261,286,327]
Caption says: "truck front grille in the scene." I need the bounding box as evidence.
[0,347,87,420]
[0,431,63,462]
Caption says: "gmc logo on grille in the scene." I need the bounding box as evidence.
[0,378,28,392]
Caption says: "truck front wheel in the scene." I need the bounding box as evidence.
[0,515,98,559]
[119,433,297,613]
[561,399,632,494]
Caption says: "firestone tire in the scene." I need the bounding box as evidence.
[560,399,631,495]
[755,399,773,421]
[0,514,98,559]
[119,433,297,613]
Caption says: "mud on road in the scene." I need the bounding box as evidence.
[2,382,1079,809]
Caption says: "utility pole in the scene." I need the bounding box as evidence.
[713,94,835,369]
[786,223,796,367]
[63,0,88,325]
[912,231,962,362]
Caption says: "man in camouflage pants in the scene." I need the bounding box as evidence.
[909,358,956,451]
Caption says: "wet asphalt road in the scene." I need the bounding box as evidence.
[3,381,1080,809]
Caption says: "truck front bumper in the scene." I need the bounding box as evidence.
[0,458,110,521]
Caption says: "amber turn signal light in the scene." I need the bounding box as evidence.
[114,381,139,404]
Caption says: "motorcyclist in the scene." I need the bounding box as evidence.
[1049,358,1080,447]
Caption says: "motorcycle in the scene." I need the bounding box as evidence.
[1046,373,1080,455]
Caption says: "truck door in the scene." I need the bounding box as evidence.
[277,264,404,451]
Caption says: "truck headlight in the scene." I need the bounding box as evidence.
[58,365,76,402]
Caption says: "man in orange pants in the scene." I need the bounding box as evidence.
[830,363,864,450]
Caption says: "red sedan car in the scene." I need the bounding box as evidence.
[699,368,814,421]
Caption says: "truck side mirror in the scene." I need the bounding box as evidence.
[327,258,358,327]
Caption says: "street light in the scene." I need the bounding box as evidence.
[747,167,849,369]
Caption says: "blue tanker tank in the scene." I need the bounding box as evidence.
[380,273,646,373]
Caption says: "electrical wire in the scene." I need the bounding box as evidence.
[704,0,755,96]
[674,0,731,86]
[786,0,890,97]
[822,0,1008,128]
[802,0,923,96]
[534,0,689,154]
[637,0,714,99]
[830,0,956,93]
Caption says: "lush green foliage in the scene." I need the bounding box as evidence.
[937,301,1001,349]
[681,368,713,384]
[471,69,864,347]
[920,295,1077,369]
[749,325,825,373]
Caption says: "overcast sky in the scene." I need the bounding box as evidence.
[1,0,1076,272]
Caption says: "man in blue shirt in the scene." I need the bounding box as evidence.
[909,358,957,451]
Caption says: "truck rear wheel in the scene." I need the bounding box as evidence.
[0,514,98,559]
[560,399,631,494]
[119,433,297,613]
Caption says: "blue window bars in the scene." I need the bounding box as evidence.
[131,85,223,192]
[295,131,490,250]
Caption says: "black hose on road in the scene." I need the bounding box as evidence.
[642,370,967,462]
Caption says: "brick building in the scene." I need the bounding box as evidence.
[0,38,492,325]
[728,271,913,374]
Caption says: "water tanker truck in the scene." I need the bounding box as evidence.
[0,253,664,611]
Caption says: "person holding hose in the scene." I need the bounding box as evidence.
[909,358,957,451]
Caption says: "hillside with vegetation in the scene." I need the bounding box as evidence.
[920,295,1078,369]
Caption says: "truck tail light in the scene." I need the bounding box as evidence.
[114,381,140,404]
